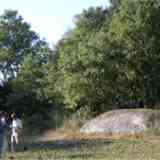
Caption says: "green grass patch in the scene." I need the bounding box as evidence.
[4,134,160,160]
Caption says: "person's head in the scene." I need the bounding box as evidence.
[11,112,16,119]
[0,111,6,123]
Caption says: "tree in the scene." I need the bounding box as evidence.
[107,0,160,107]
[45,7,111,113]
[0,10,54,127]
[0,10,44,82]
[48,0,160,115]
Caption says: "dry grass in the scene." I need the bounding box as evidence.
[39,129,147,142]
[4,130,160,160]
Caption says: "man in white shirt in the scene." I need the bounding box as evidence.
[10,113,22,156]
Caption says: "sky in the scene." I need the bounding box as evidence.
[0,0,109,46]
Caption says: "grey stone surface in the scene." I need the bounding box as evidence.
[80,109,160,134]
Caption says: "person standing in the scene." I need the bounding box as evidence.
[0,111,7,160]
[10,113,23,157]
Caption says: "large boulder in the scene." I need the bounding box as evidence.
[80,109,160,134]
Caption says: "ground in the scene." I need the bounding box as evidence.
[5,130,160,160]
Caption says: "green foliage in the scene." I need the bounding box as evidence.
[108,0,160,106]
[46,7,110,113]
[0,10,54,128]
[0,10,42,82]
[61,107,93,131]
[2,0,160,129]
[46,0,160,116]
[6,48,53,127]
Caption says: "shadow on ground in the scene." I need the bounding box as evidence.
[6,139,123,160]
[16,138,113,152]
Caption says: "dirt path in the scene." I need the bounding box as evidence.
[37,129,160,146]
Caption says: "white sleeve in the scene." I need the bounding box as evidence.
[18,119,22,128]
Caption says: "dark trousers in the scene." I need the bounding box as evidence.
[0,133,6,160]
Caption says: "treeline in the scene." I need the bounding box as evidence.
[1,0,160,127]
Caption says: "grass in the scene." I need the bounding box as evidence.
[4,131,160,160]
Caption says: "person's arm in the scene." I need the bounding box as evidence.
[9,123,13,128]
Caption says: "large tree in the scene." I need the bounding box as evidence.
[0,10,44,82]
[107,0,160,107]
[45,7,111,113]
[0,10,53,125]
[47,0,160,115]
